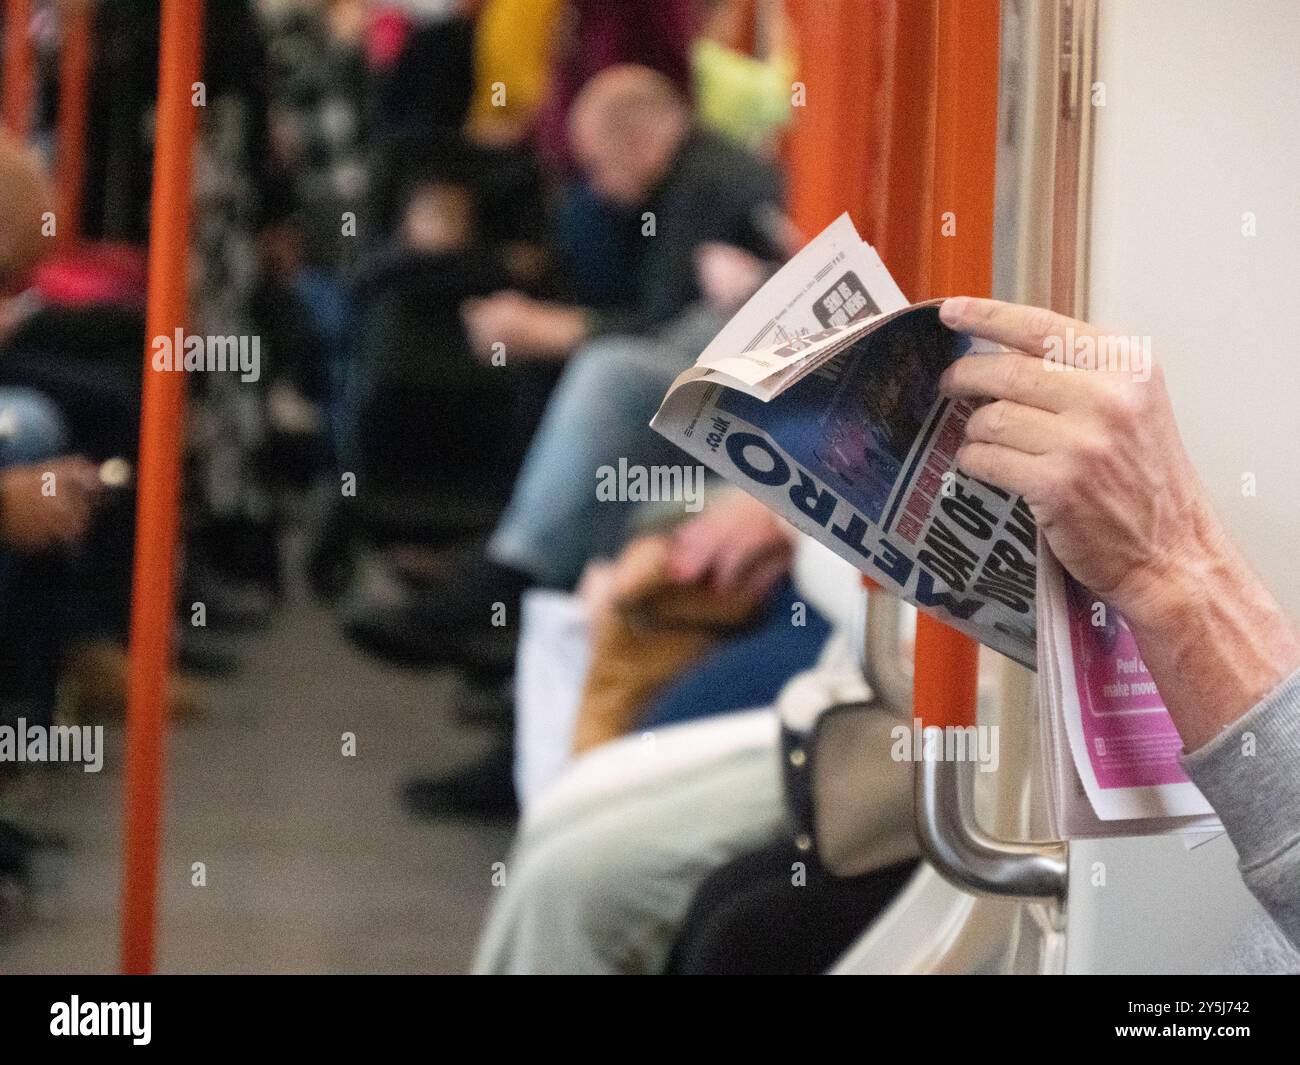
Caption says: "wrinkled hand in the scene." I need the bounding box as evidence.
[462,292,588,362]
[938,297,1223,627]
[0,457,102,552]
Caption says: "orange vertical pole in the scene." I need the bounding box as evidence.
[2,0,33,136]
[784,0,890,241]
[784,0,904,604]
[120,0,204,976]
[878,0,936,301]
[912,0,1001,730]
[54,0,92,248]
[784,0,849,237]
[862,0,933,606]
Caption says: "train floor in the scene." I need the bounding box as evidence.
[0,546,513,974]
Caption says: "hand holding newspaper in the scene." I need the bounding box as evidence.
[651,213,1218,838]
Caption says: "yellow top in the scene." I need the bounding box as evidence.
[691,37,794,152]
[468,0,565,135]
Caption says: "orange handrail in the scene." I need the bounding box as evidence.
[912,0,1001,731]
[54,1,93,248]
[120,0,205,976]
[1,0,32,136]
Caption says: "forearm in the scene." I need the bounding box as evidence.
[1125,516,1300,946]
[1125,518,1300,753]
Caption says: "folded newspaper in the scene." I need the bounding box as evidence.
[651,213,1219,838]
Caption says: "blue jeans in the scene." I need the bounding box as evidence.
[0,388,72,722]
[488,307,722,587]
[644,579,831,728]
[294,266,352,465]
[0,386,69,621]
[0,387,68,466]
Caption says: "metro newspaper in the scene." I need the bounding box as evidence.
[652,213,1217,833]
[652,214,1037,666]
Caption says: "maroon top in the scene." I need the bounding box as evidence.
[535,0,700,175]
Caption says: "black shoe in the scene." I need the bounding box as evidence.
[194,516,285,599]
[342,595,520,676]
[342,555,528,676]
[402,741,517,820]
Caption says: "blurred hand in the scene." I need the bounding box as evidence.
[667,488,794,599]
[578,490,793,621]
[695,242,770,314]
[462,292,589,362]
[938,297,1221,626]
[0,457,102,552]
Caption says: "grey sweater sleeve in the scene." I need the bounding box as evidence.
[1182,667,1300,949]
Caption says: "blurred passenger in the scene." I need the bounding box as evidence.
[0,137,116,885]
[345,64,786,678]
[534,0,697,175]
[0,132,199,722]
[407,490,832,817]
[259,0,371,450]
[339,177,525,533]
[472,520,903,973]
[536,0,698,310]
[467,64,785,350]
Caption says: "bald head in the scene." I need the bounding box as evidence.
[569,65,690,205]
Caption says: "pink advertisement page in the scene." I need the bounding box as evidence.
[1064,576,1190,791]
